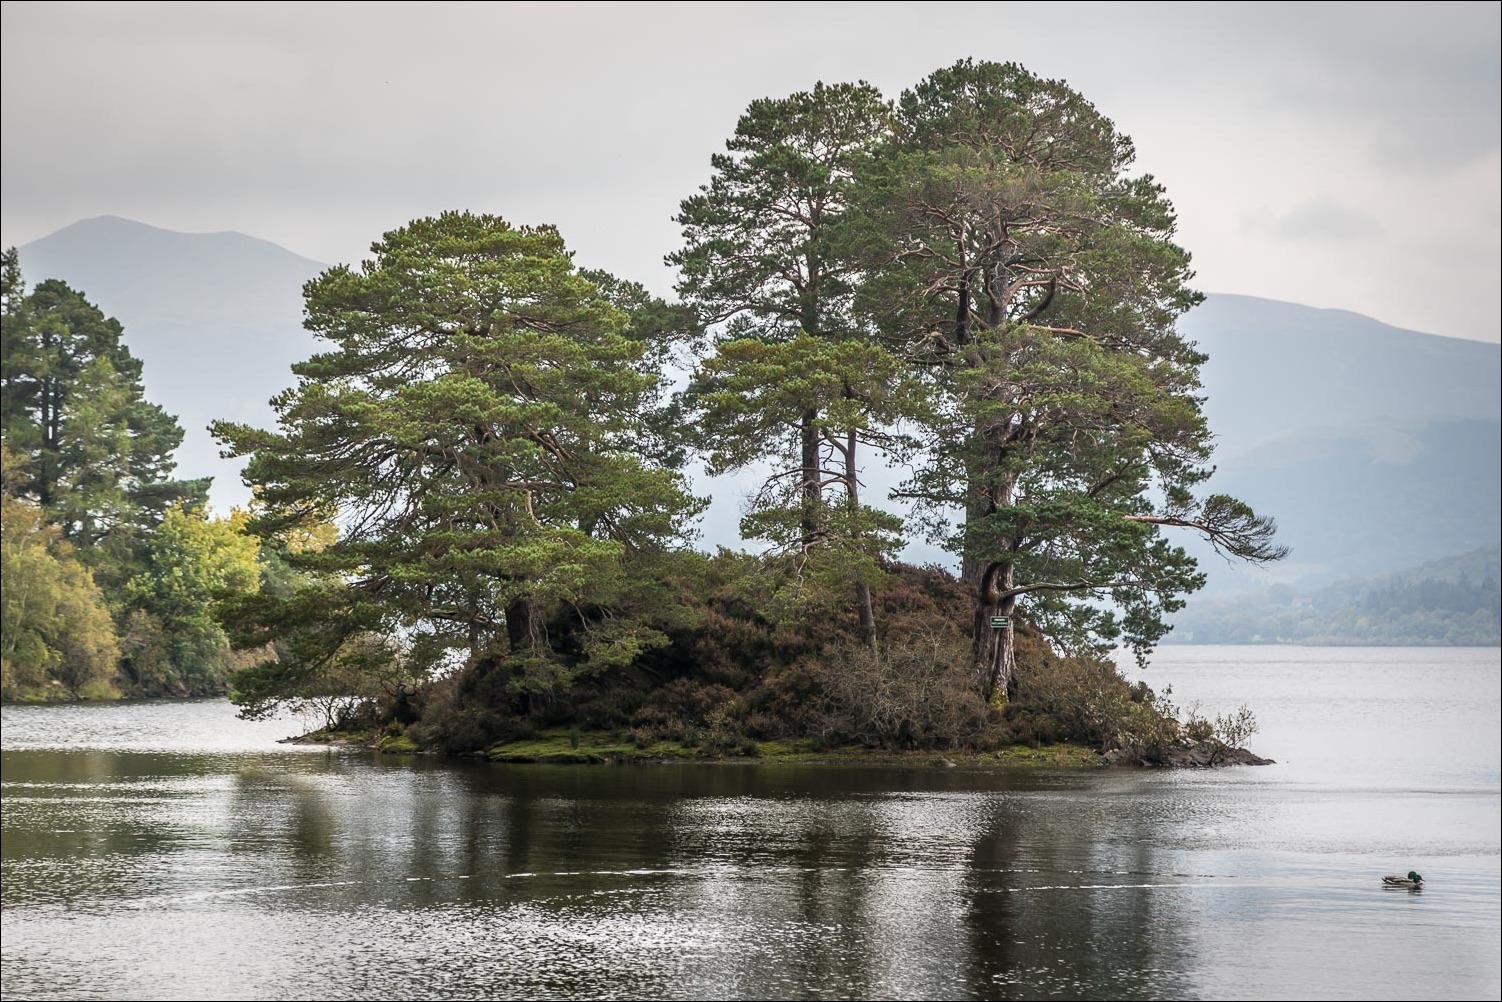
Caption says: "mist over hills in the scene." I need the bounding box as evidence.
[1177,296,1500,596]
[1188,417,1500,591]
[15,216,1501,608]
[1166,545,1501,646]
[1182,293,1500,461]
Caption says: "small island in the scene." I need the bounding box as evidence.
[3,62,1283,769]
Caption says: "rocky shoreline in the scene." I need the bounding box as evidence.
[1108,741,1275,768]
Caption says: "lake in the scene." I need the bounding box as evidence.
[2,646,1498,1001]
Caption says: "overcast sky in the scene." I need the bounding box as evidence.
[3,2,1498,341]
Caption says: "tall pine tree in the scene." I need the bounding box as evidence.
[214,213,703,725]
[853,62,1284,697]
[671,81,914,635]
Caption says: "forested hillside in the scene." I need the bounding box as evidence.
[1166,546,1501,645]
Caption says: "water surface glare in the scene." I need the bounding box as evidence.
[2,646,1498,1000]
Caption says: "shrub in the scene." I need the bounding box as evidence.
[1006,644,1181,757]
[816,634,994,749]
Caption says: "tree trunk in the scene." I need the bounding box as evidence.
[845,428,877,648]
[970,457,1017,701]
[856,582,876,649]
[504,597,533,655]
[38,375,56,509]
[799,408,821,548]
[973,561,1018,702]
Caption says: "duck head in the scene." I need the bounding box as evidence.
[1408,871,1424,884]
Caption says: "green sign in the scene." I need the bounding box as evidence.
[989,615,1010,629]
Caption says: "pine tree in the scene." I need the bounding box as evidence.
[853,62,1284,697]
[214,213,703,715]
[671,81,910,633]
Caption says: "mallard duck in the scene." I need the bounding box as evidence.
[1382,871,1424,887]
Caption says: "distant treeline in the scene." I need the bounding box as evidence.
[1167,546,1501,646]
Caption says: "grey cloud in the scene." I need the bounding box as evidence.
[1,2,1497,341]
[1250,198,1387,242]
[1243,4,1500,174]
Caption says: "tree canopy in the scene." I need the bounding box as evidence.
[1,460,120,700]
[1,251,261,700]
[1,249,208,544]
[213,212,704,712]
[848,61,1284,696]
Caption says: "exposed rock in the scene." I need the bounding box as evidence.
[1144,741,1274,768]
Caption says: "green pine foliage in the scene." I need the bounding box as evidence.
[672,83,902,639]
[1,250,209,542]
[212,213,705,733]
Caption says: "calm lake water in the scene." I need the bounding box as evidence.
[2,647,1498,1001]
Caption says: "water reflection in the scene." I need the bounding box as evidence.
[3,753,1487,1000]
[4,648,1501,1001]
[0,757,1136,996]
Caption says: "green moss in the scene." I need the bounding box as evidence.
[484,729,1101,768]
[488,729,703,763]
[375,732,421,754]
[991,742,1103,767]
[287,726,377,747]
[746,740,1101,768]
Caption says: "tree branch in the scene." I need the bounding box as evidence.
[1125,494,1288,564]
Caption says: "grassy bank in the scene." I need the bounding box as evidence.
[295,725,1105,768]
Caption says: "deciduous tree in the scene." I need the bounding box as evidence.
[120,504,261,695]
[0,452,121,699]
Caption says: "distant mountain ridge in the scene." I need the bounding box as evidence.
[20,215,326,327]
[1176,296,1500,595]
[1188,417,1500,591]
[15,216,1502,609]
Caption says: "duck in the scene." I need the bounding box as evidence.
[1382,871,1424,888]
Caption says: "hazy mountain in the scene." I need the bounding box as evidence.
[1178,297,1500,596]
[15,217,1501,601]
[1183,417,1499,590]
[1183,293,1500,461]
[17,216,326,511]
